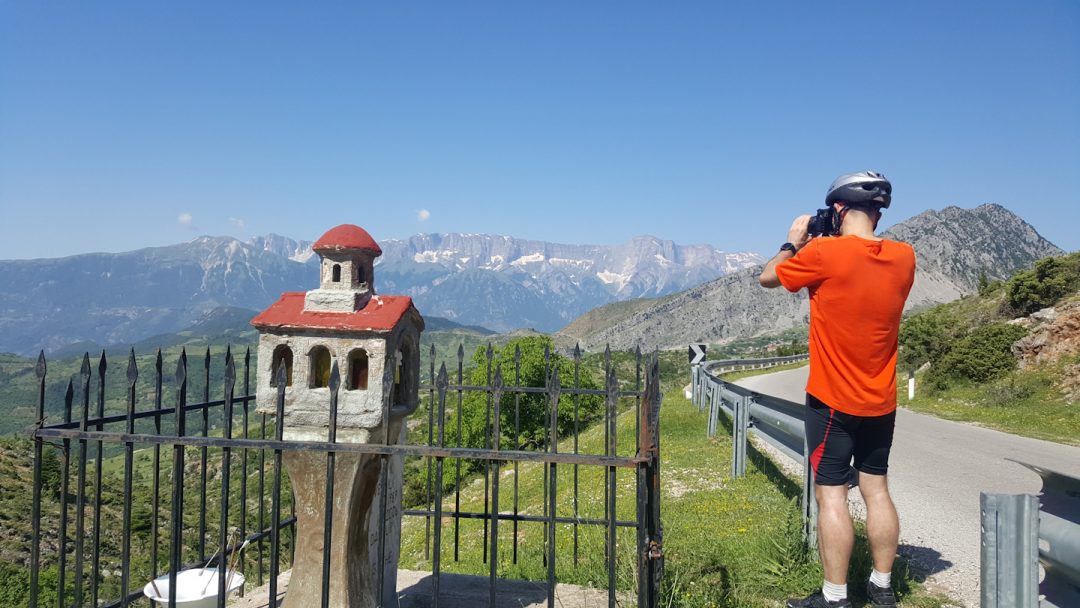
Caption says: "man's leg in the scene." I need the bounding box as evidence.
[816,482,855,584]
[857,472,899,574]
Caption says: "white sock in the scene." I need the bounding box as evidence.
[822,580,847,602]
[870,568,892,589]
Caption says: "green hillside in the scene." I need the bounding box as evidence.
[899,251,1080,444]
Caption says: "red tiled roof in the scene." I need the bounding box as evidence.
[312,224,382,256]
[250,293,420,333]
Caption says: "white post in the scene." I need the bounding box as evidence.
[907,371,915,401]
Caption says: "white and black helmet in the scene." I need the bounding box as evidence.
[826,171,892,209]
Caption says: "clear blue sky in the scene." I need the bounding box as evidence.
[1,1,1077,260]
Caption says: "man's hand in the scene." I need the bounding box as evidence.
[759,215,813,288]
[788,215,812,250]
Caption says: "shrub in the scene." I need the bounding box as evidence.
[929,322,1028,385]
[1005,254,1080,316]
[898,307,957,372]
[443,336,604,471]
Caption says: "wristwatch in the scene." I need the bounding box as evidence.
[779,242,798,255]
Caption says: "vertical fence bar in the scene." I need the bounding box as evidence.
[980,493,1039,608]
[482,343,493,564]
[200,348,210,563]
[546,367,561,608]
[120,351,138,607]
[257,407,267,587]
[377,363,395,605]
[432,364,449,608]
[268,362,286,605]
[602,345,611,540]
[90,352,106,608]
[74,354,91,607]
[73,354,91,607]
[425,344,435,561]
[151,350,163,585]
[572,344,581,565]
[635,345,642,449]
[640,354,663,608]
[217,348,236,608]
[170,350,189,608]
[605,360,618,606]
[239,348,250,593]
[489,366,503,608]
[542,344,550,569]
[454,344,463,562]
[320,362,340,608]
[30,352,46,608]
[512,344,521,565]
[58,379,73,608]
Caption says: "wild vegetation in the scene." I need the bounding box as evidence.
[899,251,1080,444]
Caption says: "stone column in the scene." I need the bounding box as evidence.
[281,419,404,608]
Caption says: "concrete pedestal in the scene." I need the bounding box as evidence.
[281,423,404,608]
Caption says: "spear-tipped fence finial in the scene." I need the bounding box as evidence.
[127,349,138,385]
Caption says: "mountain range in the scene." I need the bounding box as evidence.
[557,204,1065,351]
[0,233,761,356]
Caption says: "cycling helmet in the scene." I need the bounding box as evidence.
[825,171,892,209]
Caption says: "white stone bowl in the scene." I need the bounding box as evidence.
[143,568,245,608]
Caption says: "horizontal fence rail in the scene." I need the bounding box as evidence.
[981,460,1080,608]
[23,342,664,608]
[691,355,817,547]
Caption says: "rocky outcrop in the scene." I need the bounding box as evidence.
[1012,300,1080,369]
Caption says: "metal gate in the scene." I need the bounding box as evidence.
[24,342,662,608]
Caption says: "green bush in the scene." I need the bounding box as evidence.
[443,336,604,471]
[1005,254,1080,316]
[929,322,1028,385]
[898,307,958,372]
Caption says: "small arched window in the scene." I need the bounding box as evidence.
[270,345,293,387]
[357,264,366,286]
[332,264,342,283]
[309,346,332,388]
[348,349,369,391]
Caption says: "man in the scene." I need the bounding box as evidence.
[758,171,915,608]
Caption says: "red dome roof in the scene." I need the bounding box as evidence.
[312,224,382,256]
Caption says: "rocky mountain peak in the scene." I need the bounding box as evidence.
[562,203,1063,351]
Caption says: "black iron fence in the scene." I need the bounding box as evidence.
[24,342,663,608]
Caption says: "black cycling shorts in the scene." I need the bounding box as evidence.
[805,393,896,486]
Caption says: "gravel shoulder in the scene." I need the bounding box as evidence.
[734,367,1080,608]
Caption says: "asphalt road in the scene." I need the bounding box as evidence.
[735,366,1080,608]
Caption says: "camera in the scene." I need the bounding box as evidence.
[807,207,839,237]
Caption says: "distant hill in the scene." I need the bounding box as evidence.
[0,233,759,356]
[558,204,1065,351]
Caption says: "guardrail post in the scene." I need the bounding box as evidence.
[729,395,745,478]
[980,493,1039,608]
[708,383,719,438]
[802,428,817,550]
[691,365,700,410]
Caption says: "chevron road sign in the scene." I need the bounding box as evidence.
[688,344,707,365]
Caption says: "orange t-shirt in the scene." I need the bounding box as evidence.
[775,235,915,416]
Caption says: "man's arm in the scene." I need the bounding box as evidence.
[759,215,812,289]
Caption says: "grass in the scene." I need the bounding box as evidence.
[398,355,952,607]
[900,356,1080,446]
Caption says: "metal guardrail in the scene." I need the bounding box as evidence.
[981,461,1080,608]
[690,355,817,547]
[693,356,1080,606]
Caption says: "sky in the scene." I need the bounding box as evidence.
[1,1,1078,260]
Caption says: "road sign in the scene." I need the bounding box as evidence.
[688,344,707,365]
